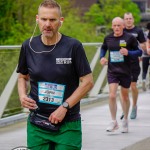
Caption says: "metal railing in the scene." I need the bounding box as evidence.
[0,43,107,119]
[0,44,149,121]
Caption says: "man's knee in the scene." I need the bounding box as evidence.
[130,82,137,89]
[109,93,116,100]
[122,96,129,102]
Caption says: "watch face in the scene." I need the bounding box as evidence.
[63,102,69,108]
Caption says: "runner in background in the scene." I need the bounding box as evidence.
[100,17,142,133]
[142,22,150,91]
[120,12,147,120]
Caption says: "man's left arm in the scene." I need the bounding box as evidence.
[49,73,94,123]
[128,49,142,57]
[65,73,94,108]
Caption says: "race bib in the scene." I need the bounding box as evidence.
[119,40,127,47]
[110,51,124,62]
[38,82,65,105]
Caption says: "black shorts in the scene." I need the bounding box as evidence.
[131,64,141,82]
[107,74,131,88]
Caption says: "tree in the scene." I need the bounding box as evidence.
[84,0,141,27]
[0,0,15,44]
[1,0,73,44]
[1,0,103,44]
[0,0,141,44]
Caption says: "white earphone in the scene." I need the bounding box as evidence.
[60,21,63,27]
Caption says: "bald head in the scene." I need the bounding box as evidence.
[112,17,124,37]
[112,17,124,25]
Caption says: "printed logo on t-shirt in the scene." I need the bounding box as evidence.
[56,58,72,64]
[131,33,138,38]
[119,40,126,47]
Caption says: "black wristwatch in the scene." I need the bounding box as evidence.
[62,102,70,110]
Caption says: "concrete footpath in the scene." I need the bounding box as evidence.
[0,90,150,150]
[81,90,150,150]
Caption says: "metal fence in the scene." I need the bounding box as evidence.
[0,44,149,121]
[0,43,109,119]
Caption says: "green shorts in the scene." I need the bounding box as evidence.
[27,118,82,150]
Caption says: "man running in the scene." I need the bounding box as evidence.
[121,12,147,119]
[100,17,142,133]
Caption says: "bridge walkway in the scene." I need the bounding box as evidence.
[0,90,150,150]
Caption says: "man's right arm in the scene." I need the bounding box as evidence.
[100,48,108,65]
[18,73,37,110]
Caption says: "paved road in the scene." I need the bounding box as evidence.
[81,90,150,150]
[0,90,150,150]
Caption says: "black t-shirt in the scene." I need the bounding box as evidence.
[124,26,146,43]
[124,26,146,63]
[101,32,139,76]
[17,34,91,120]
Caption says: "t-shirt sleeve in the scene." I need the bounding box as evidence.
[137,29,146,43]
[16,44,28,75]
[100,37,108,59]
[72,42,91,77]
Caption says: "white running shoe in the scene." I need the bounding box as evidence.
[121,119,128,133]
[106,120,119,132]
